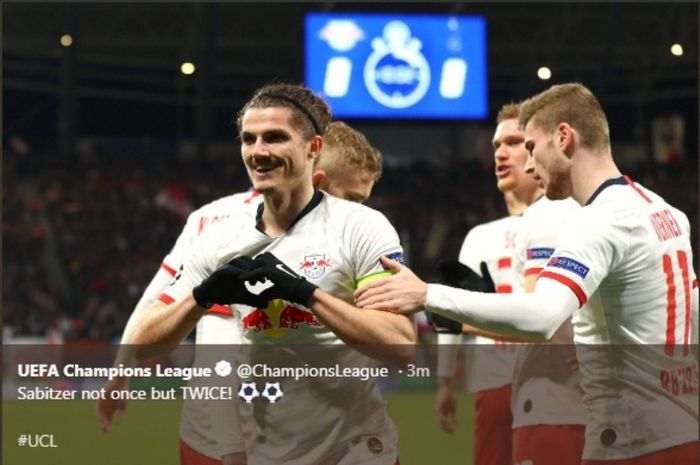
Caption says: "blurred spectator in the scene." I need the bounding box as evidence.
[3,142,697,340]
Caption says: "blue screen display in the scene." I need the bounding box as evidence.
[305,13,487,119]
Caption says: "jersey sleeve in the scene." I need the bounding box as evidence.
[521,215,557,279]
[159,225,223,303]
[457,228,481,270]
[538,212,621,307]
[161,209,202,273]
[119,211,201,344]
[345,209,404,288]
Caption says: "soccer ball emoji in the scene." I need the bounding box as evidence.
[238,382,260,403]
[261,382,284,403]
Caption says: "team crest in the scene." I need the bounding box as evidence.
[299,254,332,279]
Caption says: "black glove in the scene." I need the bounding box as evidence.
[427,260,495,334]
[192,256,260,308]
[437,260,495,293]
[239,252,318,307]
[427,312,463,334]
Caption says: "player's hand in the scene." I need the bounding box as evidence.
[97,377,129,433]
[437,260,495,293]
[238,252,318,307]
[435,384,458,433]
[427,312,463,334]
[353,256,427,314]
[192,256,260,308]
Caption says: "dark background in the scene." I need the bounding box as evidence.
[3,2,698,340]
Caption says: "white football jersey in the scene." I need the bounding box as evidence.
[510,195,587,429]
[153,190,261,458]
[163,191,402,465]
[458,215,521,393]
[538,176,699,459]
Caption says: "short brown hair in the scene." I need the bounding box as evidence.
[519,83,610,150]
[496,102,520,123]
[237,82,332,140]
[314,121,383,181]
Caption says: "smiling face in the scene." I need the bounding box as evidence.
[239,106,320,196]
[523,121,572,200]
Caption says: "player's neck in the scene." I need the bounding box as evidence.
[571,150,621,205]
[512,183,544,209]
[260,184,315,236]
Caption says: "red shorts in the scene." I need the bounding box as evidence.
[179,438,222,465]
[474,384,513,465]
[512,424,584,465]
[581,441,699,465]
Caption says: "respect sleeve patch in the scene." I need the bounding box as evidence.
[527,247,555,260]
[546,256,590,279]
[382,251,405,268]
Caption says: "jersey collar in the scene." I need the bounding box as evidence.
[255,189,324,232]
[585,176,626,206]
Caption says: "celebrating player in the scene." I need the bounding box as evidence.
[132,83,416,465]
[356,83,698,464]
[435,103,540,465]
[98,119,385,465]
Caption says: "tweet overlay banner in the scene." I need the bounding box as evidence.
[3,343,698,465]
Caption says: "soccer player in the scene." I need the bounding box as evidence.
[435,103,541,465]
[97,119,385,465]
[132,83,416,465]
[356,83,698,464]
[438,102,586,465]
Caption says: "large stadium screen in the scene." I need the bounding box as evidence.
[305,12,487,119]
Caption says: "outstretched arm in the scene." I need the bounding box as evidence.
[354,257,578,342]
[308,289,416,368]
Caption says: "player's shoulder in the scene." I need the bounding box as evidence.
[321,192,388,221]
[320,193,398,238]
[466,215,520,240]
[194,190,260,216]
[524,195,579,219]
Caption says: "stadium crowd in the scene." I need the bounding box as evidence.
[3,138,698,341]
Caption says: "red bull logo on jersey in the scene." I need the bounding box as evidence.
[279,306,321,329]
[241,301,321,336]
[547,256,590,279]
[241,308,274,333]
[299,254,332,279]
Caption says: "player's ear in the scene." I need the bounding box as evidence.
[309,135,323,160]
[312,170,327,188]
[558,122,575,158]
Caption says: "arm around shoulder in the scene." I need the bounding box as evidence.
[308,288,416,368]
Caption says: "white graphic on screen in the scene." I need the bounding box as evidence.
[363,21,430,109]
[320,20,364,97]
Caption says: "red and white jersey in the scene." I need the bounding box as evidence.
[163,190,263,289]
[513,196,580,286]
[163,190,402,465]
[538,176,698,460]
[459,215,521,393]
[123,189,261,459]
[511,195,587,429]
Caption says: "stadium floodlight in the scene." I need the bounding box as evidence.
[537,66,552,80]
[670,43,683,56]
[60,34,73,47]
[180,62,196,75]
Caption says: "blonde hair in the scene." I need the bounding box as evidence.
[314,121,383,181]
[519,83,610,150]
[497,102,520,123]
